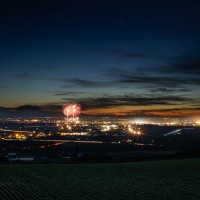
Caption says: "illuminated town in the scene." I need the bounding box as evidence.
[1,115,200,143]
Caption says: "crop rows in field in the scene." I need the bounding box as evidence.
[0,159,200,200]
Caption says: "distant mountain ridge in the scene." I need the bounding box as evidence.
[0,105,61,118]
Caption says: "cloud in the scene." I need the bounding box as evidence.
[150,107,200,112]
[168,56,200,75]
[149,87,191,93]
[90,48,167,60]
[14,52,200,93]
[106,67,200,88]
[116,107,200,116]
[92,48,149,59]
[137,107,200,116]
[15,72,109,88]
[104,53,200,88]
[61,94,190,110]
[65,78,100,87]
[59,78,108,87]
[54,91,85,96]
[118,76,200,87]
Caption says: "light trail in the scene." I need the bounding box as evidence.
[0,129,34,134]
[163,128,194,137]
[34,139,103,144]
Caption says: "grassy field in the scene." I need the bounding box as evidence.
[0,159,200,200]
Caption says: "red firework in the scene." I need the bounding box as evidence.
[62,103,81,119]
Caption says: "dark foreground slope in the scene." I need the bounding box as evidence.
[0,158,200,200]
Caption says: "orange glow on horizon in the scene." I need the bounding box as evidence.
[82,106,200,117]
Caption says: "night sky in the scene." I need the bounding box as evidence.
[1,0,200,116]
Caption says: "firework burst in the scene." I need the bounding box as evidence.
[62,102,81,121]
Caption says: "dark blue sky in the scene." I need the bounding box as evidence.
[1,0,200,116]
